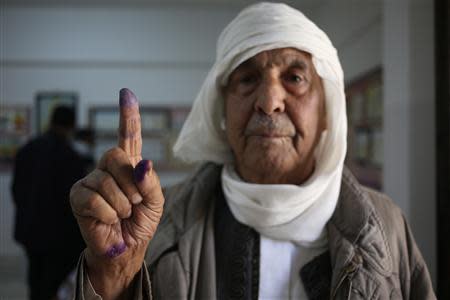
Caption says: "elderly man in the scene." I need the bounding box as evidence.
[70,3,435,299]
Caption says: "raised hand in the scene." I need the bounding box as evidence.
[70,88,164,298]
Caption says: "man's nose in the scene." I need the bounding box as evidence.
[254,76,286,115]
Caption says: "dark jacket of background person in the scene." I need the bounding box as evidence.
[73,128,95,174]
[75,163,436,299]
[11,106,88,300]
[12,129,87,250]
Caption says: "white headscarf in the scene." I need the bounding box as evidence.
[173,2,347,246]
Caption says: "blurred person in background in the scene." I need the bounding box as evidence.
[11,105,88,300]
[73,127,96,173]
[53,127,96,300]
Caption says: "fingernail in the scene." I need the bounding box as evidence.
[119,88,138,107]
[131,193,143,204]
[105,242,127,258]
[134,159,152,183]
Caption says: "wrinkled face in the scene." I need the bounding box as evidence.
[223,48,327,184]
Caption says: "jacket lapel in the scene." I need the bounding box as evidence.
[326,167,393,298]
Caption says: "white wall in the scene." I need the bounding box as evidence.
[383,0,436,285]
[308,0,382,82]
[1,5,241,127]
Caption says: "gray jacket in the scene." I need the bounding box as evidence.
[76,163,436,299]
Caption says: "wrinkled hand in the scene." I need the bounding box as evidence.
[70,88,164,298]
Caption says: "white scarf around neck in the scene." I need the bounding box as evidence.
[222,163,342,246]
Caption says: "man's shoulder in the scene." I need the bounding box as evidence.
[359,185,409,246]
[339,167,404,224]
[157,162,222,233]
[360,185,404,220]
[162,162,222,211]
[334,167,407,250]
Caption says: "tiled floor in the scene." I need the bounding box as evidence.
[0,254,28,300]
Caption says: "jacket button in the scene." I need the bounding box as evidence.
[345,254,363,273]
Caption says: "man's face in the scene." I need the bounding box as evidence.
[223,48,327,184]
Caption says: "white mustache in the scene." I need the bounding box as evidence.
[244,114,296,137]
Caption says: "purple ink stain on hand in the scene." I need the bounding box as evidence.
[106,242,127,258]
[134,159,151,183]
[119,88,138,107]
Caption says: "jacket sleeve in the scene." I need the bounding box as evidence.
[73,251,153,300]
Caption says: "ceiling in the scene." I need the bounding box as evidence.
[1,0,328,9]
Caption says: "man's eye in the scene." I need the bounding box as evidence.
[286,74,303,83]
[239,74,258,84]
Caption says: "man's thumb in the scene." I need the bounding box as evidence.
[133,159,164,207]
[134,159,152,183]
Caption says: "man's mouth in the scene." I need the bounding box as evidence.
[249,132,292,138]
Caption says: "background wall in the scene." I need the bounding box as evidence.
[383,0,436,286]
[0,4,241,257]
[0,0,437,289]
[1,5,236,126]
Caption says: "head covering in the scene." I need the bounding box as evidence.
[173,2,347,245]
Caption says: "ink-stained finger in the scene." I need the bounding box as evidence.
[81,169,132,219]
[70,180,119,225]
[118,88,142,167]
[133,159,164,215]
[99,147,143,205]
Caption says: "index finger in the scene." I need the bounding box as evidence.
[118,88,142,166]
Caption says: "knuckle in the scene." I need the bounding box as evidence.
[118,201,132,218]
[69,183,82,209]
[85,192,101,213]
[80,169,100,188]
[69,179,83,200]
[102,147,123,166]
[106,146,122,156]
[98,173,114,191]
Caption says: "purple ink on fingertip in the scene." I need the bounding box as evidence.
[134,159,152,183]
[106,242,127,258]
[119,88,138,107]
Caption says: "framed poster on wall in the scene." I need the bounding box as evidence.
[0,105,31,168]
[36,92,78,134]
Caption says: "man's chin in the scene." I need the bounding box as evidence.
[237,155,292,184]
